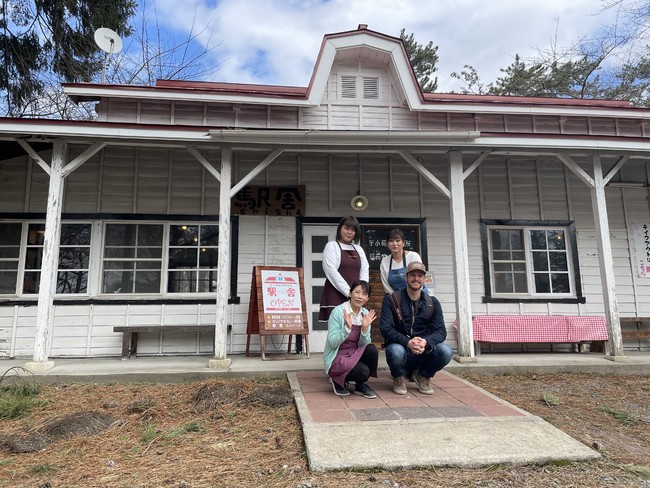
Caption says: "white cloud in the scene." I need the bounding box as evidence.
[146,0,629,92]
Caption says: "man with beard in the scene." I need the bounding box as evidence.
[379,261,453,395]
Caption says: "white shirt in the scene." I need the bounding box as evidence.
[380,250,422,293]
[322,240,370,296]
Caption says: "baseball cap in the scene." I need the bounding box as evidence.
[406,261,426,275]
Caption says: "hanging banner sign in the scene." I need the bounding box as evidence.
[231,185,305,216]
[632,223,650,278]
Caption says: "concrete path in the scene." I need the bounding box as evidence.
[289,370,600,471]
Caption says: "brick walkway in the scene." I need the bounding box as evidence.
[296,370,526,424]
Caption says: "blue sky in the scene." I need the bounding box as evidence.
[140,0,632,92]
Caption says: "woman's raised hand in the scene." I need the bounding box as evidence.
[362,309,376,330]
[343,309,353,330]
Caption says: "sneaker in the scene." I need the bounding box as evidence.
[392,376,407,395]
[414,374,433,395]
[354,382,377,399]
[329,377,350,396]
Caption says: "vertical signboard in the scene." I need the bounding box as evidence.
[246,266,309,359]
[633,223,650,278]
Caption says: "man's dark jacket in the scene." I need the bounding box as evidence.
[379,288,447,351]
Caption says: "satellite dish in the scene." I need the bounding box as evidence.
[94,28,123,54]
[94,28,123,83]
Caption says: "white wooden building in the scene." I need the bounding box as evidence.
[1,25,649,369]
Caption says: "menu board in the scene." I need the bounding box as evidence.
[361,225,420,270]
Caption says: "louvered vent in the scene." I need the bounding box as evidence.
[363,77,379,99]
[341,76,356,98]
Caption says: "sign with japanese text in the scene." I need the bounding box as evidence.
[361,225,420,271]
[246,266,309,359]
[232,185,305,216]
[260,269,304,328]
[632,223,650,278]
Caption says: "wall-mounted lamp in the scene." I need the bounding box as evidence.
[351,195,368,211]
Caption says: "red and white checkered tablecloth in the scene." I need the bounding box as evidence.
[470,315,608,343]
[566,316,609,342]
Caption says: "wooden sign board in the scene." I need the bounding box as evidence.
[361,225,420,271]
[246,266,309,360]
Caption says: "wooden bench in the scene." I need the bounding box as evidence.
[620,317,650,342]
[113,325,226,359]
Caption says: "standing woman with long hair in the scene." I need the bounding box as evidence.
[380,228,423,294]
[318,216,369,321]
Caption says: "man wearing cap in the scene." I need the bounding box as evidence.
[379,261,453,395]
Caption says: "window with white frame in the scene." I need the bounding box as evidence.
[0,222,21,294]
[483,221,580,300]
[102,223,164,294]
[0,219,231,298]
[167,224,218,293]
[101,222,219,295]
[23,223,92,294]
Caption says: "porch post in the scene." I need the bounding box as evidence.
[591,153,625,360]
[449,151,476,361]
[210,146,232,369]
[25,140,66,372]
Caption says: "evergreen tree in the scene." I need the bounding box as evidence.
[0,0,136,116]
[400,28,439,93]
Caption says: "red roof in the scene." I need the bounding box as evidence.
[422,92,631,108]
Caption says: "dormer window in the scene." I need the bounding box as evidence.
[339,74,380,101]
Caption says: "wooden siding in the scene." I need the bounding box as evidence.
[141,100,172,124]
[174,102,204,126]
[103,99,138,123]
[299,106,328,130]
[206,104,236,126]
[2,149,650,356]
[0,155,30,212]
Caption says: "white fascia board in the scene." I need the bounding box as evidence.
[306,41,336,106]
[0,121,212,143]
[472,135,650,153]
[209,129,481,146]
[63,85,315,107]
[421,103,650,119]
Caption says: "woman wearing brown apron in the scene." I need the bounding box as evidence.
[318,216,369,322]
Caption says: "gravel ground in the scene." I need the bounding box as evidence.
[0,372,648,487]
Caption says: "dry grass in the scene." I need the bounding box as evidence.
[0,372,648,487]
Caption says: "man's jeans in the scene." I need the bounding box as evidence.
[385,342,453,378]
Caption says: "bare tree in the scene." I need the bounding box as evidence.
[8,1,223,119]
[106,2,222,86]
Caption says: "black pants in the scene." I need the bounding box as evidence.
[345,344,378,384]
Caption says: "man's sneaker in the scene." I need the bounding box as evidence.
[414,374,434,395]
[354,382,377,399]
[392,376,407,395]
[329,377,350,396]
